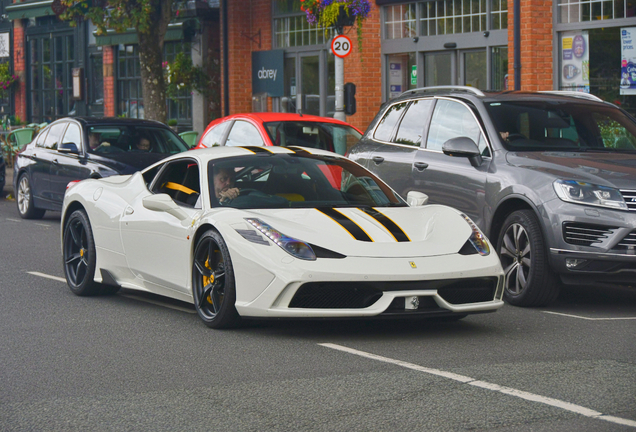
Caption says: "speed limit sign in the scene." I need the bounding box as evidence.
[331,35,352,58]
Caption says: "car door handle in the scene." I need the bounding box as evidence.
[414,162,429,171]
[124,206,134,215]
[372,156,384,164]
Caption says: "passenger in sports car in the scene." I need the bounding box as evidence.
[134,134,152,152]
[213,166,240,204]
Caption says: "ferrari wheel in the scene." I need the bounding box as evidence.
[63,209,119,296]
[192,230,240,329]
[16,173,45,219]
[497,210,559,307]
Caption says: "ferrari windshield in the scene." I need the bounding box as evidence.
[263,121,362,155]
[485,101,636,152]
[208,153,405,209]
[86,125,188,155]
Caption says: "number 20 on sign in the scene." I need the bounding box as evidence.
[331,35,352,58]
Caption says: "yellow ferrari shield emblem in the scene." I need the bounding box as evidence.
[409,261,416,268]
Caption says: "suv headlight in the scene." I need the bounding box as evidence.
[553,179,627,210]
[246,218,316,261]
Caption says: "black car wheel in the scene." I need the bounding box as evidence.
[497,210,559,306]
[192,230,240,329]
[63,209,119,296]
[16,173,45,219]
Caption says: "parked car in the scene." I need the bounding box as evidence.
[194,112,362,155]
[61,145,504,328]
[348,86,636,307]
[14,117,189,219]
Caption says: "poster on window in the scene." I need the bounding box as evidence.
[620,27,636,95]
[560,31,589,93]
[389,55,407,99]
[0,33,9,58]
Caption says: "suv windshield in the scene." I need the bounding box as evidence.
[208,153,405,209]
[485,101,636,152]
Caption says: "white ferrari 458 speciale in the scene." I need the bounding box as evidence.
[61,145,504,328]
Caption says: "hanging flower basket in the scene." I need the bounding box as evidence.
[0,63,18,99]
[300,0,371,53]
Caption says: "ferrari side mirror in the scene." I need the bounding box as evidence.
[143,194,188,221]
[406,191,428,206]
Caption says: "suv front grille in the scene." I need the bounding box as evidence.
[620,190,636,212]
[562,222,616,246]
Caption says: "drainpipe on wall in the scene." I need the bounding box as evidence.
[222,0,229,116]
[514,0,521,90]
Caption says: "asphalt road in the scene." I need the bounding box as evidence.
[1,197,635,431]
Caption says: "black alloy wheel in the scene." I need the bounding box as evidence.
[16,173,45,219]
[497,209,559,307]
[192,230,240,329]
[63,209,119,296]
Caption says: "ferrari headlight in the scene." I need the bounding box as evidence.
[460,214,490,256]
[553,179,627,210]
[246,218,316,261]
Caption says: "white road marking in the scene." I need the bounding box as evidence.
[120,294,196,314]
[319,343,636,428]
[28,271,195,314]
[34,223,52,228]
[6,218,22,222]
[28,271,66,283]
[543,311,636,321]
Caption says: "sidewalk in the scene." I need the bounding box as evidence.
[2,166,13,198]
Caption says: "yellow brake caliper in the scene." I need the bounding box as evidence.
[202,258,214,305]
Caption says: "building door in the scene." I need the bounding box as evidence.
[420,49,489,90]
[28,31,75,123]
[459,49,487,89]
[280,50,334,117]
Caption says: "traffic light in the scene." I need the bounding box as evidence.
[344,82,356,116]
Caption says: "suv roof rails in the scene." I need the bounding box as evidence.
[401,86,486,97]
[538,90,603,102]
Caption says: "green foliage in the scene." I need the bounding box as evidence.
[60,0,156,35]
[163,53,210,99]
[0,63,18,98]
[167,118,178,126]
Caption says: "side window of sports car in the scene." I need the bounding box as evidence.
[200,122,230,148]
[225,121,264,147]
[152,159,201,208]
[43,122,68,150]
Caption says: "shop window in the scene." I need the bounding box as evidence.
[28,33,75,123]
[388,53,417,99]
[558,0,635,22]
[274,15,332,48]
[491,46,508,90]
[116,42,192,125]
[385,3,417,39]
[491,0,508,30]
[419,0,486,36]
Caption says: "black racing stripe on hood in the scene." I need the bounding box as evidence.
[359,207,410,242]
[287,146,312,155]
[316,207,373,242]
[240,146,272,153]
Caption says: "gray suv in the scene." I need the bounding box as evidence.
[348,86,636,307]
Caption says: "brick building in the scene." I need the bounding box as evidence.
[1,0,635,134]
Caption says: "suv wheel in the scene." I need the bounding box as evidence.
[497,210,560,306]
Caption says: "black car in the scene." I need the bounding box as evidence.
[348,86,636,307]
[13,117,189,219]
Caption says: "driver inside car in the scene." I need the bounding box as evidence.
[213,166,240,204]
